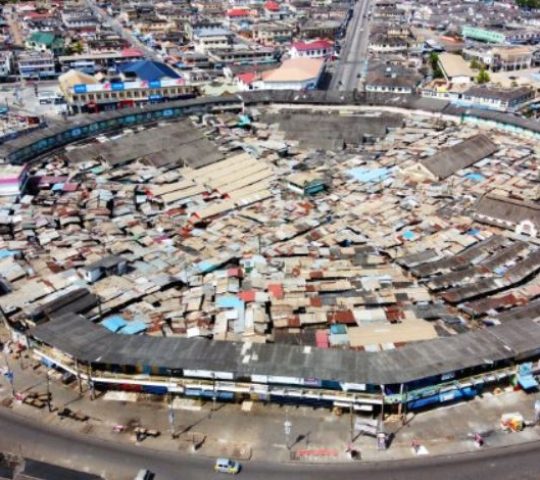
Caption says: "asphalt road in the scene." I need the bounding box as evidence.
[1,408,539,479]
[84,0,161,61]
[330,0,372,91]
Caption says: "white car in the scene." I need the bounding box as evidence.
[214,458,241,474]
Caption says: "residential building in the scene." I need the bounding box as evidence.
[61,9,98,32]
[58,49,145,74]
[493,47,533,71]
[0,51,13,78]
[252,23,292,46]
[289,39,334,58]
[460,86,535,112]
[17,51,56,79]
[299,19,342,39]
[193,26,234,54]
[209,48,276,67]
[365,64,421,95]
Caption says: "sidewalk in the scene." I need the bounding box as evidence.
[1,344,540,465]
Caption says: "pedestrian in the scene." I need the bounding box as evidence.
[474,433,484,448]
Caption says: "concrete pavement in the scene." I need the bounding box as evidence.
[0,406,540,480]
[2,342,540,474]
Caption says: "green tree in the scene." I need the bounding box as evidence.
[428,52,443,79]
[516,0,540,9]
[67,41,84,55]
[476,68,490,84]
[469,58,483,70]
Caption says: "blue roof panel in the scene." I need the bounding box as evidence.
[118,60,180,82]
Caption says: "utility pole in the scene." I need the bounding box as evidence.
[87,364,95,401]
[349,401,355,444]
[2,348,14,398]
[46,368,52,412]
[284,408,292,451]
[76,360,83,396]
[397,383,404,420]
[211,373,217,417]
[168,394,175,439]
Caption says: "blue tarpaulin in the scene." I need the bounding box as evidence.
[402,230,416,241]
[0,250,16,259]
[120,321,148,335]
[465,172,485,182]
[518,363,538,390]
[196,260,217,273]
[348,167,392,183]
[216,296,243,309]
[330,324,347,334]
[101,315,127,332]
[518,375,538,390]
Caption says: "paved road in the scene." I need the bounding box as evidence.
[83,0,161,61]
[330,0,372,91]
[1,408,539,479]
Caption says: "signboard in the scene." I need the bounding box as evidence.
[267,375,303,385]
[303,377,322,388]
[341,382,367,392]
[183,369,233,380]
[71,77,185,94]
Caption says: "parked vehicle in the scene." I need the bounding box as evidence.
[38,91,65,105]
[214,458,241,474]
[134,469,154,480]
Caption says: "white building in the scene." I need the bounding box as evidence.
[0,51,13,77]
[289,39,334,59]
[254,57,324,90]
